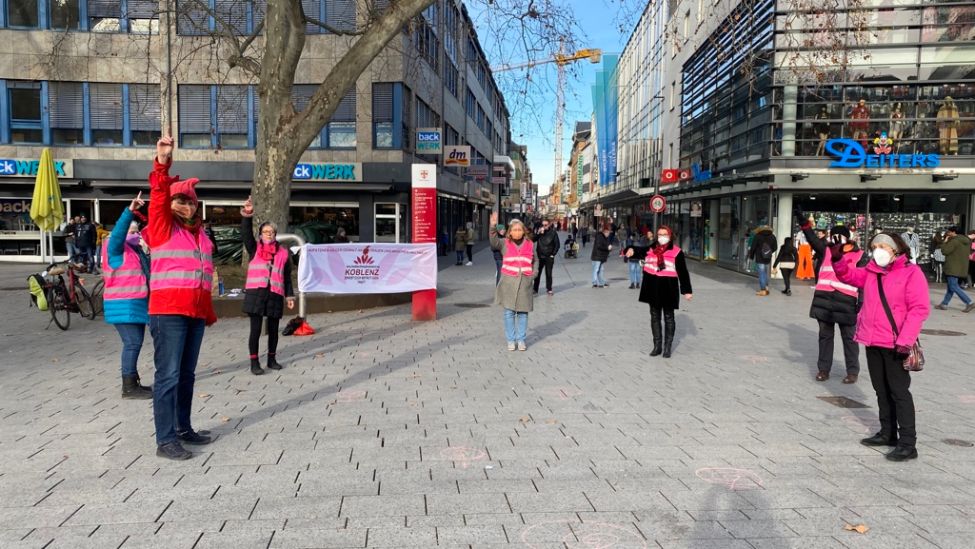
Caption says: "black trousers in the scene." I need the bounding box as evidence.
[866,346,916,447]
[817,321,860,374]
[466,244,474,262]
[969,260,975,286]
[533,256,555,292]
[248,315,280,358]
[780,268,793,291]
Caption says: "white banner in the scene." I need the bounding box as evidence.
[297,243,437,294]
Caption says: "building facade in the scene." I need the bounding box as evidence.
[0,0,510,261]
[611,0,975,276]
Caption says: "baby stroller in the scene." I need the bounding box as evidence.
[564,236,579,259]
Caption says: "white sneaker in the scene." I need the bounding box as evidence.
[507,342,516,351]
[517,341,527,351]
[466,261,473,266]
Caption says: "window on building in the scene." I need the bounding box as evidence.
[8,81,43,144]
[7,0,39,27]
[177,0,210,35]
[178,85,213,147]
[683,11,690,42]
[128,0,159,33]
[129,84,161,146]
[327,90,356,149]
[465,88,476,117]
[47,82,83,145]
[49,0,80,29]
[215,85,249,148]
[372,82,395,149]
[328,0,356,32]
[444,63,459,99]
[290,85,322,148]
[214,0,248,34]
[89,0,121,32]
[90,83,124,145]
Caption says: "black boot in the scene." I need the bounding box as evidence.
[267,355,283,370]
[662,310,676,358]
[250,359,265,376]
[122,375,152,400]
[649,307,663,356]
[861,432,898,447]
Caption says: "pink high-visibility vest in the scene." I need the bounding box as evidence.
[102,237,148,301]
[643,246,681,278]
[149,226,214,292]
[245,244,289,296]
[500,239,534,277]
[815,251,862,298]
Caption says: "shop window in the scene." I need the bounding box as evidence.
[178,85,213,148]
[375,203,399,243]
[49,0,79,29]
[48,82,84,145]
[90,83,124,146]
[8,81,43,144]
[288,206,359,242]
[7,0,39,27]
[129,84,161,146]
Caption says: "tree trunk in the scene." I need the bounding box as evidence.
[252,138,298,231]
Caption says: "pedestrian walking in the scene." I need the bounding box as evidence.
[590,223,612,288]
[581,226,589,248]
[747,226,777,296]
[934,226,974,312]
[489,212,537,351]
[240,196,296,376]
[465,222,476,266]
[74,213,98,273]
[571,222,578,240]
[833,232,930,461]
[532,218,560,295]
[491,223,506,285]
[631,225,693,358]
[624,230,651,289]
[772,237,798,296]
[453,225,467,266]
[801,218,867,384]
[439,227,450,256]
[145,136,217,461]
[102,192,152,400]
[968,229,975,287]
[795,230,815,280]
[63,216,78,261]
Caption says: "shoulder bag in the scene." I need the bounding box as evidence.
[875,273,924,371]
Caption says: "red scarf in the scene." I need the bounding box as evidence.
[256,238,278,262]
[653,243,669,270]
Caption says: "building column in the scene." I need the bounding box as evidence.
[708,198,720,261]
[359,194,375,243]
[781,86,798,157]
[774,192,793,279]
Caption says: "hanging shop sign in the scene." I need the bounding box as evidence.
[466,165,489,178]
[0,158,73,178]
[826,137,940,169]
[690,201,703,218]
[416,128,442,154]
[443,145,471,167]
[649,194,667,213]
[292,162,362,182]
[661,169,680,184]
[679,163,711,183]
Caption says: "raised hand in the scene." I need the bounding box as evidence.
[241,195,254,217]
[156,136,174,163]
[287,297,296,310]
[129,191,145,212]
[489,212,498,226]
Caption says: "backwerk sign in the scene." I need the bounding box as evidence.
[292,162,362,182]
[0,158,72,178]
[825,137,940,169]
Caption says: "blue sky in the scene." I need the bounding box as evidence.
[473,0,634,195]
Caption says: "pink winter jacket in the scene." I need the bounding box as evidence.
[833,253,930,349]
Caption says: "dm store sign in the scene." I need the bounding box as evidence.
[826,136,940,169]
[292,162,362,182]
[0,158,73,178]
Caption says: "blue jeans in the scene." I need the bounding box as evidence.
[628,261,642,285]
[149,315,205,445]
[503,308,528,343]
[942,276,973,306]
[592,261,606,286]
[756,263,769,290]
[456,250,465,264]
[115,323,146,378]
[65,240,76,261]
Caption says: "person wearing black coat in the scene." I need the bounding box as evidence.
[240,196,295,375]
[590,224,612,287]
[772,237,799,296]
[747,226,777,296]
[532,219,561,295]
[800,215,868,383]
[632,225,693,358]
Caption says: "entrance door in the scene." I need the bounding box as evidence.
[375,203,401,243]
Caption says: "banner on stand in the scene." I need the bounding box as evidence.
[297,243,437,294]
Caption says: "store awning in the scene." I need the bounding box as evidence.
[90,180,393,192]
[596,188,640,206]
[494,155,515,171]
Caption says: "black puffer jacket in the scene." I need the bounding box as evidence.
[802,226,868,325]
[591,232,611,262]
[534,227,561,258]
[747,228,777,265]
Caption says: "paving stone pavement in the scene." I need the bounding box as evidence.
[1,237,975,549]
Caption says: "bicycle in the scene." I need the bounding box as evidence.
[43,261,97,331]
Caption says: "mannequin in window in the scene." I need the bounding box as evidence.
[889,102,905,150]
[901,226,920,264]
[937,96,960,155]
[814,106,830,156]
[849,99,871,148]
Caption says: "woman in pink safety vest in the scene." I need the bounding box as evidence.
[489,212,538,351]
[630,226,693,358]
[240,195,295,375]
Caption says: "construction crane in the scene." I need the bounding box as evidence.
[493,48,602,206]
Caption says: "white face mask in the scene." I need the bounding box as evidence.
[872,248,893,267]
[657,236,670,245]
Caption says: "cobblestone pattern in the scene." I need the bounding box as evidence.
[0,241,974,548]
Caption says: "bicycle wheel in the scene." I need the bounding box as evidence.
[76,283,96,320]
[48,285,71,331]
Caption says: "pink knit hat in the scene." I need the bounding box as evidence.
[170,178,200,202]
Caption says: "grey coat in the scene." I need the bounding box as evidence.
[490,232,539,312]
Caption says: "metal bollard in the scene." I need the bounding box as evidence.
[275,233,307,317]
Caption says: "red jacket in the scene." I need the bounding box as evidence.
[146,158,217,325]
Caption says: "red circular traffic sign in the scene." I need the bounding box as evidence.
[649,194,667,213]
